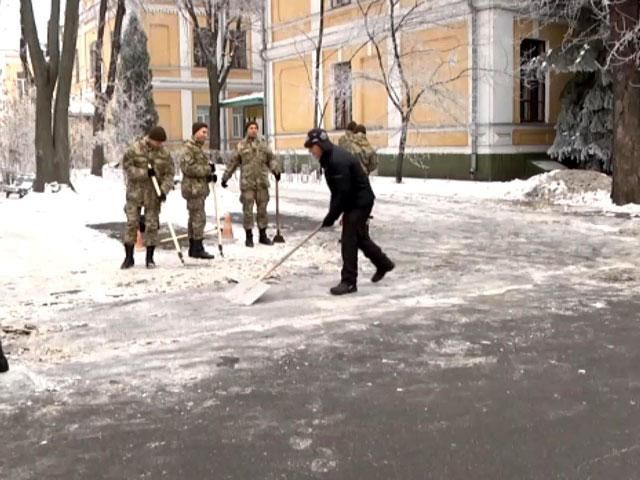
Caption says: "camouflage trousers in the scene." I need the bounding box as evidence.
[240,188,269,230]
[187,197,207,240]
[123,201,160,246]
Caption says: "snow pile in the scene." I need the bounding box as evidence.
[504,170,616,207]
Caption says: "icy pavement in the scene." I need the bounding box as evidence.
[2,170,640,478]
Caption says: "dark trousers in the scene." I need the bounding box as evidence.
[341,207,391,284]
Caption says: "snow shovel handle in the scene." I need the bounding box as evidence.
[211,181,224,256]
[258,223,323,282]
[147,164,163,198]
[148,163,184,265]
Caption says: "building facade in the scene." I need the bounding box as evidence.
[265,0,570,180]
[73,0,264,150]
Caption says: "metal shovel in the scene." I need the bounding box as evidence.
[227,223,322,306]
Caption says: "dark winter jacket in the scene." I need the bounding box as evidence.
[320,143,375,226]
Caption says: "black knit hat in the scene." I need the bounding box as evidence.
[192,122,208,136]
[304,128,332,150]
[148,126,167,142]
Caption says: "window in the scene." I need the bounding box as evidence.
[193,28,211,68]
[230,30,248,69]
[333,62,352,130]
[232,108,244,138]
[331,0,351,7]
[89,41,100,78]
[196,105,210,125]
[15,72,27,97]
[520,39,546,123]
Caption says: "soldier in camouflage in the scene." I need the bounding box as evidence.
[337,121,357,152]
[121,126,175,269]
[353,124,378,175]
[179,122,216,259]
[221,121,281,247]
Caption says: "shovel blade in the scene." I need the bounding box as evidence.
[227,280,271,306]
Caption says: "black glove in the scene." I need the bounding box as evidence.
[208,173,218,183]
[159,192,167,202]
[221,179,228,189]
[322,216,334,228]
[147,166,156,177]
[274,172,281,182]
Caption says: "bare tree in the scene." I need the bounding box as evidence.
[91,0,126,177]
[526,0,640,205]
[313,0,326,127]
[357,0,470,183]
[20,0,80,192]
[179,0,260,150]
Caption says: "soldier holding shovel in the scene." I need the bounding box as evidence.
[120,126,175,269]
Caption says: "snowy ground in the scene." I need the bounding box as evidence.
[3,168,640,478]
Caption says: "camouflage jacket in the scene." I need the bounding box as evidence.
[179,137,211,200]
[353,133,377,175]
[222,136,280,190]
[338,131,356,151]
[122,137,175,204]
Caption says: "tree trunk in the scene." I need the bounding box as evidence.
[610,0,640,205]
[395,116,409,184]
[91,97,106,176]
[208,69,222,151]
[34,82,55,192]
[313,0,325,128]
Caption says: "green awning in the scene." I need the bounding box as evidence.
[220,92,263,108]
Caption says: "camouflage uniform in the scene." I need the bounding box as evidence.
[179,137,210,240]
[353,132,377,175]
[338,131,356,152]
[122,138,175,246]
[222,136,279,230]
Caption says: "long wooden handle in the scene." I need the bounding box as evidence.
[258,223,323,282]
[148,163,184,265]
[147,163,162,197]
[275,180,281,232]
[212,182,223,246]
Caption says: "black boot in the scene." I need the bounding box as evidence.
[371,261,395,283]
[120,243,134,269]
[0,340,8,373]
[330,281,357,296]
[245,229,254,248]
[146,246,156,268]
[188,238,195,257]
[192,239,215,259]
[259,228,273,246]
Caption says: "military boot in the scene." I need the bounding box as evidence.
[146,246,156,268]
[330,281,358,296]
[188,238,195,257]
[245,229,254,248]
[0,340,8,373]
[192,239,215,259]
[120,243,135,269]
[259,228,273,246]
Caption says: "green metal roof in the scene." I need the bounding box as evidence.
[220,92,263,108]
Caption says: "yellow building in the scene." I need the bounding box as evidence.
[73,0,264,149]
[0,49,27,99]
[266,0,571,180]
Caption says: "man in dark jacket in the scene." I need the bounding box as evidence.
[304,128,395,295]
[0,339,8,373]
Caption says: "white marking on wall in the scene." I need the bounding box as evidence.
[181,89,193,140]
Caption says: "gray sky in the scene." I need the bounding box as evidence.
[0,0,51,54]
